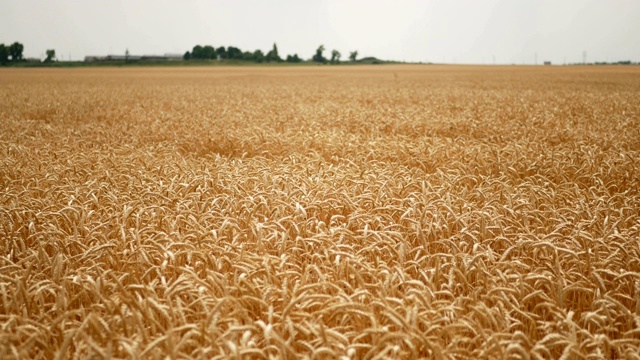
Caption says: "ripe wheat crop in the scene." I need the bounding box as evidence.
[1,65,639,359]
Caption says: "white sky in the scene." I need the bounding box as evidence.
[1,0,639,64]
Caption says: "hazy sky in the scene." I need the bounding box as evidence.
[1,0,639,64]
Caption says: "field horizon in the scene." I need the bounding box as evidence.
[1,65,639,358]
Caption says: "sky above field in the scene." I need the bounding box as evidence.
[1,0,639,64]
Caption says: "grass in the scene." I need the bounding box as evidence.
[1,65,639,359]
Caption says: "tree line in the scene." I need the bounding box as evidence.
[0,42,57,65]
[0,42,25,64]
[185,43,358,64]
[0,40,361,65]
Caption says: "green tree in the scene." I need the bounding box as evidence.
[253,49,265,63]
[0,44,9,65]
[227,46,243,60]
[9,42,24,62]
[312,45,326,63]
[266,43,281,62]
[349,51,358,62]
[242,51,255,61]
[45,49,56,62]
[286,54,301,63]
[202,45,216,59]
[331,49,341,64]
[192,45,204,59]
[183,51,191,60]
[216,46,227,60]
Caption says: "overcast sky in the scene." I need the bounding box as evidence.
[1,0,639,64]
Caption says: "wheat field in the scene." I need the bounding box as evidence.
[1,65,639,359]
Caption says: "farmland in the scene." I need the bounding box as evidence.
[1,65,639,358]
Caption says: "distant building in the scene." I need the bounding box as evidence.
[140,55,167,61]
[84,54,182,62]
[543,61,552,65]
[163,54,184,61]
